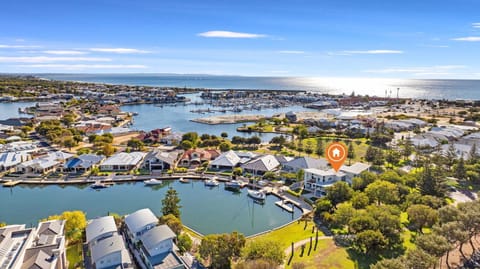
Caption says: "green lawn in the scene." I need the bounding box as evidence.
[248,220,323,250]
[286,239,356,269]
[66,242,83,269]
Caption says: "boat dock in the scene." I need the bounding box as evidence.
[2,180,21,187]
[275,200,294,213]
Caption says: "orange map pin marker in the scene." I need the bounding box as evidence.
[326,142,348,172]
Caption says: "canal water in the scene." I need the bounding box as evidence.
[0,181,303,236]
[0,102,35,121]
[122,93,311,141]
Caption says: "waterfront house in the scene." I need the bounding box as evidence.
[63,154,105,173]
[304,162,371,197]
[144,150,180,171]
[340,162,371,182]
[0,220,68,269]
[99,152,146,172]
[209,150,241,170]
[178,149,220,168]
[124,208,158,243]
[241,154,280,176]
[304,168,347,197]
[0,152,30,171]
[137,225,186,269]
[86,216,132,269]
[86,216,118,245]
[282,156,329,173]
[90,234,132,269]
[16,151,73,174]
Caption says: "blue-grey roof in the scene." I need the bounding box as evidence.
[91,234,130,264]
[140,225,176,253]
[125,208,158,234]
[283,156,329,170]
[64,154,104,169]
[86,216,117,244]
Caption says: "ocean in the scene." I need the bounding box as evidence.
[38,73,480,100]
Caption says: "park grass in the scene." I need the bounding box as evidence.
[66,242,83,269]
[248,220,323,250]
[286,238,357,269]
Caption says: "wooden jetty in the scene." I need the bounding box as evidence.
[2,180,22,187]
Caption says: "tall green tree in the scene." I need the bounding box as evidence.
[406,205,438,233]
[162,187,182,219]
[199,232,245,269]
[347,142,355,165]
[326,181,353,207]
[365,180,399,205]
[418,164,447,197]
[455,154,467,180]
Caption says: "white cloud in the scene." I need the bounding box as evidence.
[17,64,147,69]
[343,50,404,54]
[0,56,111,63]
[0,44,40,49]
[473,23,480,28]
[43,50,88,55]
[197,31,267,38]
[452,37,480,42]
[89,48,151,54]
[277,50,305,54]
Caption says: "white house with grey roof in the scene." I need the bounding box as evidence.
[137,225,186,269]
[209,150,241,170]
[85,216,118,245]
[123,209,187,269]
[100,152,146,172]
[85,216,132,269]
[90,234,132,269]
[63,154,105,173]
[241,154,280,176]
[304,162,370,197]
[16,151,73,174]
[144,150,180,172]
[0,152,30,171]
[0,220,67,269]
[124,208,158,242]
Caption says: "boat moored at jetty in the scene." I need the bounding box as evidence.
[225,180,242,191]
[204,178,220,187]
[179,178,190,184]
[143,178,162,186]
[247,189,266,201]
[90,181,110,189]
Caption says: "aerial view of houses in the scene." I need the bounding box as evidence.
[2,76,480,269]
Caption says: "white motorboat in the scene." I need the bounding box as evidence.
[144,178,163,186]
[225,180,241,191]
[90,181,109,189]
[247,189,266,201]
[204,178,219,187]
[179,177,190,183]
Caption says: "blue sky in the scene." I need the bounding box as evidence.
[0,0,479,78]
